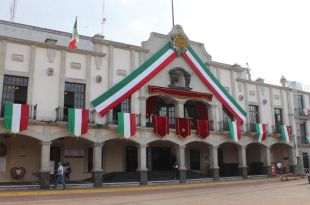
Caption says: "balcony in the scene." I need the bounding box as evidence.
[294,108,310,119]
[0,103,37,120]
[55,107,96,124]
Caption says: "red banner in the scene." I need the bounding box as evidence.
[152,115,169,137]
[196,119,209,138]
[176,118,191,138]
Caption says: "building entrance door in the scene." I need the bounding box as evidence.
[126,146,138,172]
[151,147,171,171]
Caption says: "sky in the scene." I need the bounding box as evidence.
[1,0,310,86]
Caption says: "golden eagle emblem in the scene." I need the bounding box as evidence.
[173,34,188,51]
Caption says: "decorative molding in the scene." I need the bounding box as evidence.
[249,90,256,96]
[11,54,24,62]
[47,67,54,76]
[95,56,103,70]
[238,95,244,101]
[117,69,127,76]
[274,95,280,100]
[262,99,267,105]
[168,67,192,90]
[70,62,81,69]
[96,75,102,83]
[46,48,56,63]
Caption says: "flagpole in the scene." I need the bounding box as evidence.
[171,0,175,27]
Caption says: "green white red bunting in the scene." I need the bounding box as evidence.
[91,42,246,124]
[256,123,267,142]
[280,125,291,143]
[229,121,241,142]
[117,112,136,139]
[91,43,177,117]
[182,47,246,123]
[4,103,29,133]
[68,108,89,136]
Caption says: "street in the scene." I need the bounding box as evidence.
[0,178,309,205]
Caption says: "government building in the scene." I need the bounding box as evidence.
[0,20,309,189]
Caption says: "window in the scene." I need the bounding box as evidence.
[274,108,283,134]
[1,75,28,116]
[249,105,259,132]
[299,122,307,144]
[184,101,208,129]
[63,82,85,120]
[112,97,130,124]
[296,95,304,115]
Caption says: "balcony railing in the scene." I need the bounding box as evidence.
[0,103,37,120]
[105,112,141,127]
[295,108,310,116]
[55,107,96,124]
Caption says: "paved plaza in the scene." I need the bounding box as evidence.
[0,178,310,205]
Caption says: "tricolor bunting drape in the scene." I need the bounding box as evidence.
[229,120,241,142]
[256,123,267,142]
[91,43,246,123]
[118,112,136,139]
[280,125,291,143]
[4,103,29,133]
[68,108,89,136]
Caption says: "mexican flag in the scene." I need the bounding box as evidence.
[69,17,79,48]
[4,103,29,133]
[118,112,136,139]
[68,108,89,136]
[256,123,267,142]
[280,125,291,143]
[229,120,241,142]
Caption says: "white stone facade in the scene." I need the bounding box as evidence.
[0,20,308,188]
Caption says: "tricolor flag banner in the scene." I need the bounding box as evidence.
[4,103,29,133]
[256,123,267,142]
[69,17,79,48]
[280,125,291,143]
[68,108,89,136]
[228,120,241,142]
[118,112,136,139]
[91,43,177,117]
[182,46,247,123]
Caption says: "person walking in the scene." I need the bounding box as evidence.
[54,162,66,190]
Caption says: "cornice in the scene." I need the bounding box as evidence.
[0,36,105,57]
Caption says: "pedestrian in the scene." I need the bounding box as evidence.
[64,162,71,181]
[173,160,179,180]
[54,162,66,190]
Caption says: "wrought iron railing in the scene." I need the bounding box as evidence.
[55,107,96,123]
[0,102,37,120]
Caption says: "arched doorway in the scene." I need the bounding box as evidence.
[50,136,93,182]
[271,143,291,174]
[218,143,240,177]
[246,143,265,175]
[147,140,178,181]
[185,141,210,179]
[0,134,41,184]
[103,138,139,183]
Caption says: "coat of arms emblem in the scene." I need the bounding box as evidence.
[171,33,188,53]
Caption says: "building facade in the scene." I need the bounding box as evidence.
[0,20,308,189]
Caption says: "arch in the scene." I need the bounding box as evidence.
[246,143,265,175]
[269,141,293,148]
[218,142,240,177]
[49,130,95,143]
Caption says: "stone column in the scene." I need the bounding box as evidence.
[209,145,219,180]
[138,144,148,185]
[92,142,104,187]
[175,101,185,118]
[288,146,298,173]
[140,98,146,127]
[238,146,248,179]
[39,141,51,189]
[263,146,272,177]
[177,145,187,183]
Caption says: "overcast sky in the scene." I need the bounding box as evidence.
[1,0,310,86]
